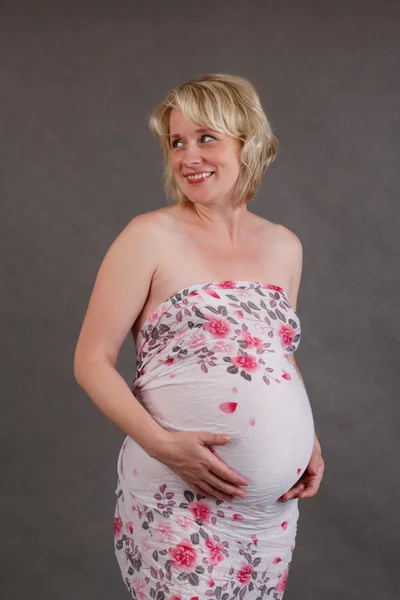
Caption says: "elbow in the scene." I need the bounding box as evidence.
[73,346,92,385]
[73,347,115,385]
[73,355,87,386]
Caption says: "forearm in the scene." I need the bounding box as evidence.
[74,360,168,458]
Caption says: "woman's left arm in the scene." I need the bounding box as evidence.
[278,226,325,501]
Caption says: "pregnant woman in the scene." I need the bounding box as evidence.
[74,73,324,599]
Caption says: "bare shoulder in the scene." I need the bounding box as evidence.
[252,216,303,305]
[122,206,175,238]
[73,207,176,372]
[275,223,303,256]
[275,224,303,308]
[111,206,180,258]
[250,213,302,252]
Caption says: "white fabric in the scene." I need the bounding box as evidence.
[114,281,314,599]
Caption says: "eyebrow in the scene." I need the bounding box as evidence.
[169,127,217,140]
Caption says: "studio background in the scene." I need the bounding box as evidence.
[2,1,399,599]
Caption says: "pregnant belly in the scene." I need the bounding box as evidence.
[129,371,315,506]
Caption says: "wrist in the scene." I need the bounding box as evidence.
[143,426,172,460]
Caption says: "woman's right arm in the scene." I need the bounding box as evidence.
[73,212,170,457]
[73,212,248,501]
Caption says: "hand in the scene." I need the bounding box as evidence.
[153,431,249,502]
[279,444,325,502]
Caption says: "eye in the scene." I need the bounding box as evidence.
[201,134,215,143]
[170,134,216,149]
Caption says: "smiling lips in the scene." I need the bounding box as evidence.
[185,171,214,184]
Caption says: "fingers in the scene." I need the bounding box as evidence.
[299,462,324,498]
[280,462,324,502]
[205,471,247,500]
[199,432,232,446]
[208,454,248,487]
[192,447,248,501]
[190,483,218,500]
[280,482,305,502]
[298,481,319,498]
[195,480,235,502]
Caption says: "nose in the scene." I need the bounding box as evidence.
[181,142,202,167]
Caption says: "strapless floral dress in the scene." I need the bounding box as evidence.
[114,281,314,599]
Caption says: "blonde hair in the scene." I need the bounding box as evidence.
[148,73,279,206]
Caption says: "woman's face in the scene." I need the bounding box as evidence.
[168,107,242,206]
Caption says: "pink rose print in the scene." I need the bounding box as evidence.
[278,323,295,347]
[187,331,208,349]
[213,339,233,352]
[114,517,122,537]
[282,371,292,380]
[234,309,244,318]
[237,564,254,584]
[174,330,188,344]
[231,353,259,373]
[203,316,230,338]
[134,577,147,594]
[132,577,147,600]
[176,514,192,529]
[235,288,254,299]
[297,467,302,475]
[156,522,173,542]
[205,538,225,565]
[148,304,169,324]
[276,569,289,594]
[249,417,256,426]
[239,330,263,349]
[281,521,288,531]
[148,310,161,324]
[273,557,282,564]
[187,500,211,525]
[169,539,197,570]
[263,284,282,291]
[206,576,215,587]
[219,402,238,413]
[254,321,269,335]
[217,281,237,289]
[165,357,174,366]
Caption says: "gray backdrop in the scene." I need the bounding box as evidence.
[2,1,399,599]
